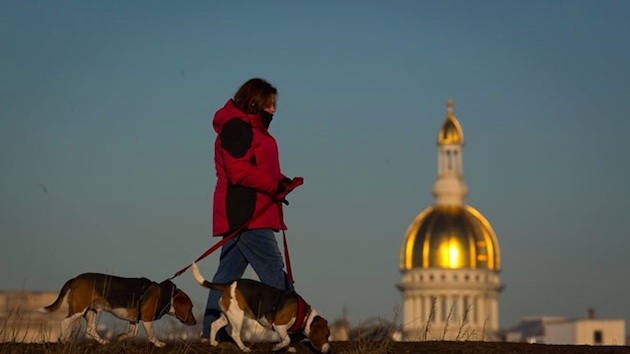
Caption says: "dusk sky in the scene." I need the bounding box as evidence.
[2,1,630,332]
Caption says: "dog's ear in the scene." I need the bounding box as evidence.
[308,316,330,351]
[173,289,197,325]
[173,288,190,304]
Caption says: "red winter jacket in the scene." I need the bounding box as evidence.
[212,99,286,236]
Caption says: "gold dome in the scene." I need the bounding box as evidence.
[438,99,464,145]
[400,205,500,271]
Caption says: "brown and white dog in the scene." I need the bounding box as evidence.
[37,273,196,347]
[192,262,330,353]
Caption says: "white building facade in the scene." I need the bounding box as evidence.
[0,291,66,343]
[506,314,626,345]
[546,319,625,345]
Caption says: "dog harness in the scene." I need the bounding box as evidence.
[288,295,311,333]
[135,281,175,323]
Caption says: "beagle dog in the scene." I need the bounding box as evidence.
[37,273,196,347]
[192,262,330,353]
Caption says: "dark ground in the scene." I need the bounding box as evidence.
[3,341,630,354]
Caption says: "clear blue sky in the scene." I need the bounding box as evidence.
[2,1,629,332]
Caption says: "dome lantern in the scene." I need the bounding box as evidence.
[437,99,464,145]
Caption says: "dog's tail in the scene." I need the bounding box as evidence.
[36,278,74,313]
[191,262,230,292]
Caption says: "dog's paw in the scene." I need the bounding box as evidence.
[241,347,251,353]
[287,347,297,353]
[153,340,166,348]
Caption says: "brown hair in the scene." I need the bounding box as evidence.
[233,78,278,114]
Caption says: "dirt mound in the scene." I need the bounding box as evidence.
[2,340,630,354]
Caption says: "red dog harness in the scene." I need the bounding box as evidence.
[288,295,311,333]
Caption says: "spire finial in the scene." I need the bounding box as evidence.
[447,98,454,116]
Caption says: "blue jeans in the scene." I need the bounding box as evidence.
[201,228,289,338]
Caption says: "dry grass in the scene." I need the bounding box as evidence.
[416,296,480,341]
[348,306,400,354]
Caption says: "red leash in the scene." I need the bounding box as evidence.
[279,203,294,285]
[170,223,247,279]
[170,178,302,280]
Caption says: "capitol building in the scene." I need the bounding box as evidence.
[398,100,503,341]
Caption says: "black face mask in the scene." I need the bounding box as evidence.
[260,110,274,128]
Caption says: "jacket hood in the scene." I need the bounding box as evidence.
[213,99,263,133]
